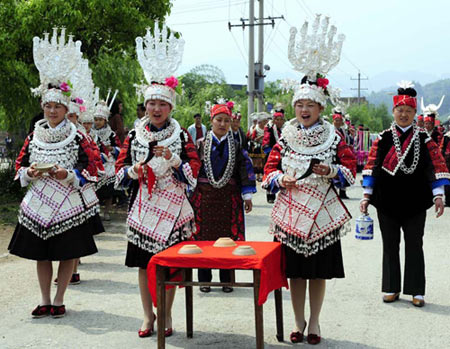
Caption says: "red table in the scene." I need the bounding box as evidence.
[147,241,288,348]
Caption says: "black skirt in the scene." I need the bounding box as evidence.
[282,239,345,280]
[91,213,105,236]
[8,216,99,261]
[96,182,114,201]
[125,242,155,269]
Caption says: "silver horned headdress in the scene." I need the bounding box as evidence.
[135,21,185,107]
[68,58,95,115]
[31,27,83,108]
[287,15,345,107]
[93,88,119,120]
[421,96,445,117]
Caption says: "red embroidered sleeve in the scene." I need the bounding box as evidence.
[114,134,122,148]
[115,135,132,173]
[426,138,450,179]
[181,128,201,179]
[362,137,380,176]
[337,140,357,177]
[262,143,283,189]
[262,125,271,148]
[78,134,98,180]
[15,135,32,172]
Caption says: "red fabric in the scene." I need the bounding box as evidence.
[147,241,288,306]
[332,113,343,120]
[15,135,32,172]
[393,95,417,109]
[78,131,98,179]
[382,128,414,173]
[210,104,232,119]
[262,125,272,149]
[263,143,282,182]
[417,115,424,121]
[337,138,357,178]
[115,135,132,174]
[195,125,203,140]
[90,139,105,172]
[426,138,449,175]
[232,113,242,120]
[363,137,379,173]
[182,128,202,178]
[273,112,284,118]
[424,116,434,123]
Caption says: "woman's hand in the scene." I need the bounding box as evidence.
[27,165,43,179]
[280,175,297,190]
[434,196,444,218]
[244,199,253,213]
[106,145,114,152]
[133,161,146,173]
[312,163,331,176]
[153,146,172,160]
[48,165,68,180]
[360,197,370,214]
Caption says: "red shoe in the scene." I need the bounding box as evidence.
[138,313,156,338]
[50,305,66,318]
[31,304,51,318]
[307,326,321,345]
[290,321,307,343]
[164,328,173,337]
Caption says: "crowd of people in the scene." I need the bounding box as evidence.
[6,15,450,347]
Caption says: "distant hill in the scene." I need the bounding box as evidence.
[367,79,450,121]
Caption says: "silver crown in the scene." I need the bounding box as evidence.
[288,15,344,80]
[94,88,118,119]
[135,22,184,106]
[31,27,83,106]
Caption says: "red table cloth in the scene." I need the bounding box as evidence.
[148,241,288,306]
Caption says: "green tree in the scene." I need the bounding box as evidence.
[0,0,172,134]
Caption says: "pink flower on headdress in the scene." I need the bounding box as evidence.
[316,78,329,89]
[79,106,87,113]
[226,101,235,110]
[75,97,84,105]
[60,82,71,92]
[165,76,179,89]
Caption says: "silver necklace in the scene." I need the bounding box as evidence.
[391,122,420,174]
[204,131,236,188]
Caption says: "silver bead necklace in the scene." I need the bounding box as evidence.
[204,131,236,188]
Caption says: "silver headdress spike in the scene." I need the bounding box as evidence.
[288,14,345,81]
[105,88,111,104]
[136,21,185,84]
[109,89,119,110]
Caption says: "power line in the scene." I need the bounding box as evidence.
[229,30,249,66]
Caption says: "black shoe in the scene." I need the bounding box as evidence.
[339,190,349,199]
[222,286,233,293]
[200,286,211,293]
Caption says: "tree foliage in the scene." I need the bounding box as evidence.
[0,0,172,135]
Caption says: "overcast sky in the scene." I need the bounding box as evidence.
[166,0,450,95]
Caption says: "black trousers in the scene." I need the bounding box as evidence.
[377,210,426,296]
[198,268,231,283]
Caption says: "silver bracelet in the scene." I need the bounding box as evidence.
[433,195,445,204]
[359,198,370,204]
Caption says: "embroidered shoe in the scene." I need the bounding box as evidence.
[31,304,51,318]
[70,273,80,285]
[50,305,66,318]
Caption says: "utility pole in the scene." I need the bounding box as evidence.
[228,3,283,129]
[248,0,255,125]
[256,0,264,113]
[351,71,369,104]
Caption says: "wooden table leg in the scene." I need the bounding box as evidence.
[156,265,167,349]
[253,270,264,349]
[185,268,193,338]
[274,288,283,342]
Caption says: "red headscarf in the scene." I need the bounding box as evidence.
[210,104,232,119]
[273,111,284,118]
[393,95,417,109]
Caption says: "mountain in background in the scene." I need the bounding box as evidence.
[367,78,450,120]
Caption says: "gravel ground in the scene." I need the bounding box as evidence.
[0,175,449,348]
